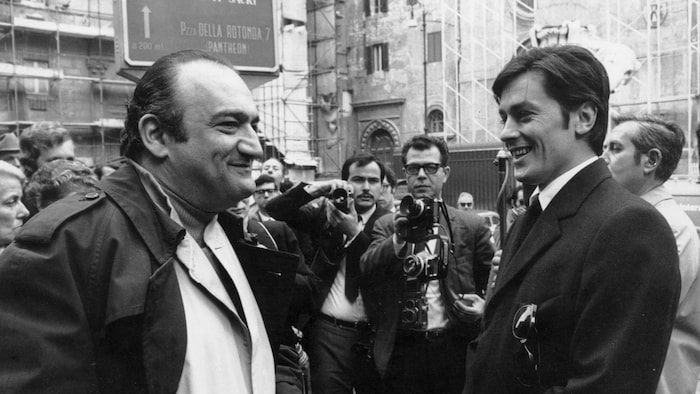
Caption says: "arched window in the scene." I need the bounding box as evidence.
[427,109,444,133]
[368,129,394,166]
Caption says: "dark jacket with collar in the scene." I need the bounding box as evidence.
[0,162,299,394]
[360,203,494,376]
[467,159,681,394]
[266,182,390,312]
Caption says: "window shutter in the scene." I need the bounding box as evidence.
[381,43,389,71]
[380,0,388,13]
[365,46,373,74]
[363,0,370,16]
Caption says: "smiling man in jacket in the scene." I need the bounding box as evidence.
[0,50,300,393]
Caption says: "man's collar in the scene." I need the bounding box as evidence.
[358,205,376,222]
[533,156,598,210]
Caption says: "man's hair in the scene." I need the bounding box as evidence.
[20,121,72,175]
[492,45,610,155]
[383,166,397,188]
[24,159,98,214]
[255,174,278,188]
[121,50,236,160]
[612,114,685,181]
[401,135,449,166]
[341,152,385,181]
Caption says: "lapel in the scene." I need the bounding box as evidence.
[488,159,612,304]
[364,207,390,236]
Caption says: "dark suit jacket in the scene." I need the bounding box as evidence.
[266,182,390,310]
[467,159,681,394]
[360,204,494,376]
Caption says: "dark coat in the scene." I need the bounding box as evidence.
[360,204,494,376]
[266,182,390,311]
[0,162,299,394]
[467,159,681,394]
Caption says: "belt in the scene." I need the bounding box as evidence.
[398,328,452,341]
[318,313,370,330]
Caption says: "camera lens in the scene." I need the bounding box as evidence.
[403,255,425,277]
[401,308,418,324]
[399,196,425,218]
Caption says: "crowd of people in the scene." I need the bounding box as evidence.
[0,45,697,394]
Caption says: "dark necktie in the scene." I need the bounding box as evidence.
[345,215,363,301]
[510,195,542,253]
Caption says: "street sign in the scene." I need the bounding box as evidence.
[116,0,278,73]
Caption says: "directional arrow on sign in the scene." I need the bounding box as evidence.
[142,5,151,39]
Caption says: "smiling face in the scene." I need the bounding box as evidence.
[159,60,263,212]
[405,146,450,199]
[0,175,28,246]
[498,71,594,188]
[602,121,646,194]
[348,161,382,214]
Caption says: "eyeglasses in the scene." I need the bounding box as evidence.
[404,163,442,175]
[254,188,277,196]
[512,304,540,387]
[459,202,473,208]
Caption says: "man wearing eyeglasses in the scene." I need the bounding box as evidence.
[466,46,680,394]
[248,174,280,222]
[360,135,494,394]
[266,152,388,394]
[603,114,700,394]
[457,192,475,211]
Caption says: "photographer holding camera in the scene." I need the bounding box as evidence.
[360,135,494,394]
[266,152,388,394]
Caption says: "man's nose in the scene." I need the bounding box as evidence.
[601,149,611,164]
[238,124,263,160]
[499,118,518,143]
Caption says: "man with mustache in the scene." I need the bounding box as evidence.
[466,45,680,394]
[0,50,301,393]
[266,152,388,394]
[360,135,495,394]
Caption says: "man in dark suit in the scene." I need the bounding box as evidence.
[360,135,495,394]
[266,152,388,394]
[466,45,681,393]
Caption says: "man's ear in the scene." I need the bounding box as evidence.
[643,148,661,175]
[139,114,168,159]
[442,165,450,181]
[574,102,597,137]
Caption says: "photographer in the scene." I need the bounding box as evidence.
[360,135,494,394]
[266,152,388,394]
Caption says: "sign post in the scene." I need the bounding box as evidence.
[115,0,279,83]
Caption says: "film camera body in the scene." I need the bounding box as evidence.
[398,195,450,329]
[330,187,352,213]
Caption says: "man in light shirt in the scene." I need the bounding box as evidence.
[466,45,680,394]
[0,50,299,393]
[266,152,388,394]
[603,114,700,394]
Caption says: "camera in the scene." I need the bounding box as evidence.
[399,195,437,243]
[330,188,351,213]
[400,290,428,328]
[402,233,448,281]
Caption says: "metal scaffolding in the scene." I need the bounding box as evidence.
[442,0,700,177]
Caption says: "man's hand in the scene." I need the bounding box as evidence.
[326,201,361,238]
[393,210,409,245]
[304,179,349,199]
